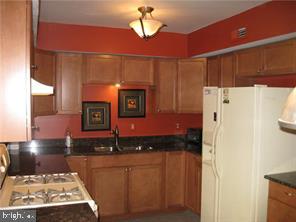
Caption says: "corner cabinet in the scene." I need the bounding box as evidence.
[0,0,31,142]
[177,59,206,113]
[56,53,83,114]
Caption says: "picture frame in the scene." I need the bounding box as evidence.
[118,89,146,118]
[81,101,111,131]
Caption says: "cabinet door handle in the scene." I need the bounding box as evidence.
[31,65,38,70]
[125,168,128,172]
[285,192,296,197]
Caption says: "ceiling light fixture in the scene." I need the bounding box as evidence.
[129,6,167,40]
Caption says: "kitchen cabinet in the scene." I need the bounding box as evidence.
[165,151,185,208]
[177,58,206,113]
[154,59,178,113]
[91,167,127,216]
[122,56,154,85]
[66,156,88,186]
[32,49,56,117]
[128,164,163,213]
[235,47,263,76]
[220,53,235,87]
[207,56,220,87]
[88,153,164,216]
[56,53,83,114]
[235,39,296,77]
[83,54,122,84]
[0,0,31,142]
[185,152,202,214]
[267,181,296,222]
[263,39,296,75]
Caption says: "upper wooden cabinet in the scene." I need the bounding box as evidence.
[84,55,122,84]
[177,58,206,113]
[263,39,296,75]
[32,49,56,117]
[56,53,83,114]
[220,53,235,87]
[0,1,31,142]
[235,39,296,77]
[122,56,154,85]
[207,56,220,87]
[154,59,178,113]
[235,47,263,76]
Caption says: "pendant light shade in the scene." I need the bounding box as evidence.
[278,87,296,130]
[129,6,166,40]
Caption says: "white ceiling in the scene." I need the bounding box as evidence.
[40,0,269,34]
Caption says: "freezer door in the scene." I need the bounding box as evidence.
[202,87,219,162]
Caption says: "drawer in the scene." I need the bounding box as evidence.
[89,152,164,168]
[269,181,296,208]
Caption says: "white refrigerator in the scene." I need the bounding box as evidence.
[201,86,296,222]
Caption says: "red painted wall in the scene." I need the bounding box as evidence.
[33,85,202,139]
[188,1,296,56]
[38,22,188,58]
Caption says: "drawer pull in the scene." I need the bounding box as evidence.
[284,192,296,197]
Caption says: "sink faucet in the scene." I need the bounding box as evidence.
[111,125,120,150]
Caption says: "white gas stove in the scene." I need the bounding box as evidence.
[0,145,97,217]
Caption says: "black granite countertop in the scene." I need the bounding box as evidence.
[264,171,296,189]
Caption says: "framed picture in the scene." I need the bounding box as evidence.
[81,101,111,131]
[118,89,146,118]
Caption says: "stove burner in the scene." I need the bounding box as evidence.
[48,187,83,203]
[45,173,75,184]
[14,175,45,186]
[9,189,47,206]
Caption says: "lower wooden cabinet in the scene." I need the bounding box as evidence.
[267,181,296,222]
[165,151,185,208]
[88,153,164,217]
[185,152,202,214]
[128,165,163,213]
[67,151,202,218]
[91,167,128,216]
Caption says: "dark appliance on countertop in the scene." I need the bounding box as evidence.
[186,128,202,154]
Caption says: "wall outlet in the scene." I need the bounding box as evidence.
[176,123,180,129]
[131,123,135,130]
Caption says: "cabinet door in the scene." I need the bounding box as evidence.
[56,53,83,114]
[185,152,202,214]
[91,167,128,216]
[235,47,263,76]
[165,151,185,208]
[32,49,56,117]
[122,56,154,85]
[177,59,206,113]
[220,53,235,87]
[0,0,31,142]
[263,39,296,75]
[128,165,163,213]
[84,55,121,84]
[267,198,296,222]
[154,59,177,113]
[207,56,220,87]
[66,156,87,186]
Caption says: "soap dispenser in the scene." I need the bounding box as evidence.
[65,128,73,148]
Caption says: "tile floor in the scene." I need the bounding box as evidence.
[118,210,200,222]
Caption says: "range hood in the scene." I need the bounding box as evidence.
[278,87,296,130]
[31,78,54,96]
